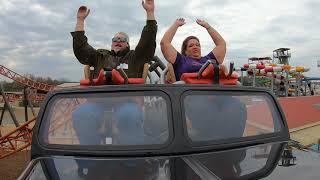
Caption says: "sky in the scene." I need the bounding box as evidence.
[0,0,319,82]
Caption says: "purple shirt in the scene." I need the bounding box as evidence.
[173,52,217,81]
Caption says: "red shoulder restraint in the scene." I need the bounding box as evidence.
[180,64,238,85]
[80,69,145,86]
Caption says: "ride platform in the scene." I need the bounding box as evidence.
[279,96,320,145]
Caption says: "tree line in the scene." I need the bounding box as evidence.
[1,74,68,92]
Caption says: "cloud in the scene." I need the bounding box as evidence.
[0,0,319,82]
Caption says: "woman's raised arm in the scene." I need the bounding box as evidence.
[160,18,186,64]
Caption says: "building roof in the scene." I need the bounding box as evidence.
[55,83,80,89]
[274,48,290,52]
[248,57,272,61]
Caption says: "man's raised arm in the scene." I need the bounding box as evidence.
[71,6,97,66]
[135,0,158,64]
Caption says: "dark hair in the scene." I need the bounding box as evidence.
[181,36,200,56]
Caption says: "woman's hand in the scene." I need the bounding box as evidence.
[197,19,226,64]
[196,19,210,29]
[174,18,186,27]
[77,6,90,20]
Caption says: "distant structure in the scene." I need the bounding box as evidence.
[248,57,272,64]
[273,48,291,65]
[317,60,320,68]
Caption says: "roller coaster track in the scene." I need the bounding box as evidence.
[0,99,83,159]
[0,64,56,159]
[48,98,84,134]
[0,117,36,159]
[0,93,46,104]
[0,65,55,92]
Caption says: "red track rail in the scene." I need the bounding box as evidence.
[0,65,58,159]
[0,93,46,104]
[0,65,55,92]
[0,117,36,159]
[48,98,84,134]
[0,98,84,159]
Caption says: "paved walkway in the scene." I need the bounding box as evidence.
[278,96,320,129]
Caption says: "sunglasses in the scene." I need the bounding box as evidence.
[112,37,128,43]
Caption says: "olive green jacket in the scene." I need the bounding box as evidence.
[71,20,157,78]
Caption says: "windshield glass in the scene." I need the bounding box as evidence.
[184,93,282,142]
[42,93,170,146]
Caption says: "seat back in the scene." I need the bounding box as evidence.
[166,63,177,83]
[84,65,90,80]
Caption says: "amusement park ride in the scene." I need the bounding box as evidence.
[236,48,320,97]
[0,48,319,179]
[0,65,53,159]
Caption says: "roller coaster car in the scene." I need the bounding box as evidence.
[80,59,239,86]
[19,82,320,179]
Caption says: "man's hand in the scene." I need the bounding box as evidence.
[142,0,154,12]
[174,18,186,27]
[77,6,90,20]
[196,19,210,29]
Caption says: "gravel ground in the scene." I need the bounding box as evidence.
[0,150,30,180]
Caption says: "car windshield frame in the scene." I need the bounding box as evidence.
[31,85,290,159]
[37,90,174,151]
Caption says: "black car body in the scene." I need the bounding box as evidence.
[18,85,320,179]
